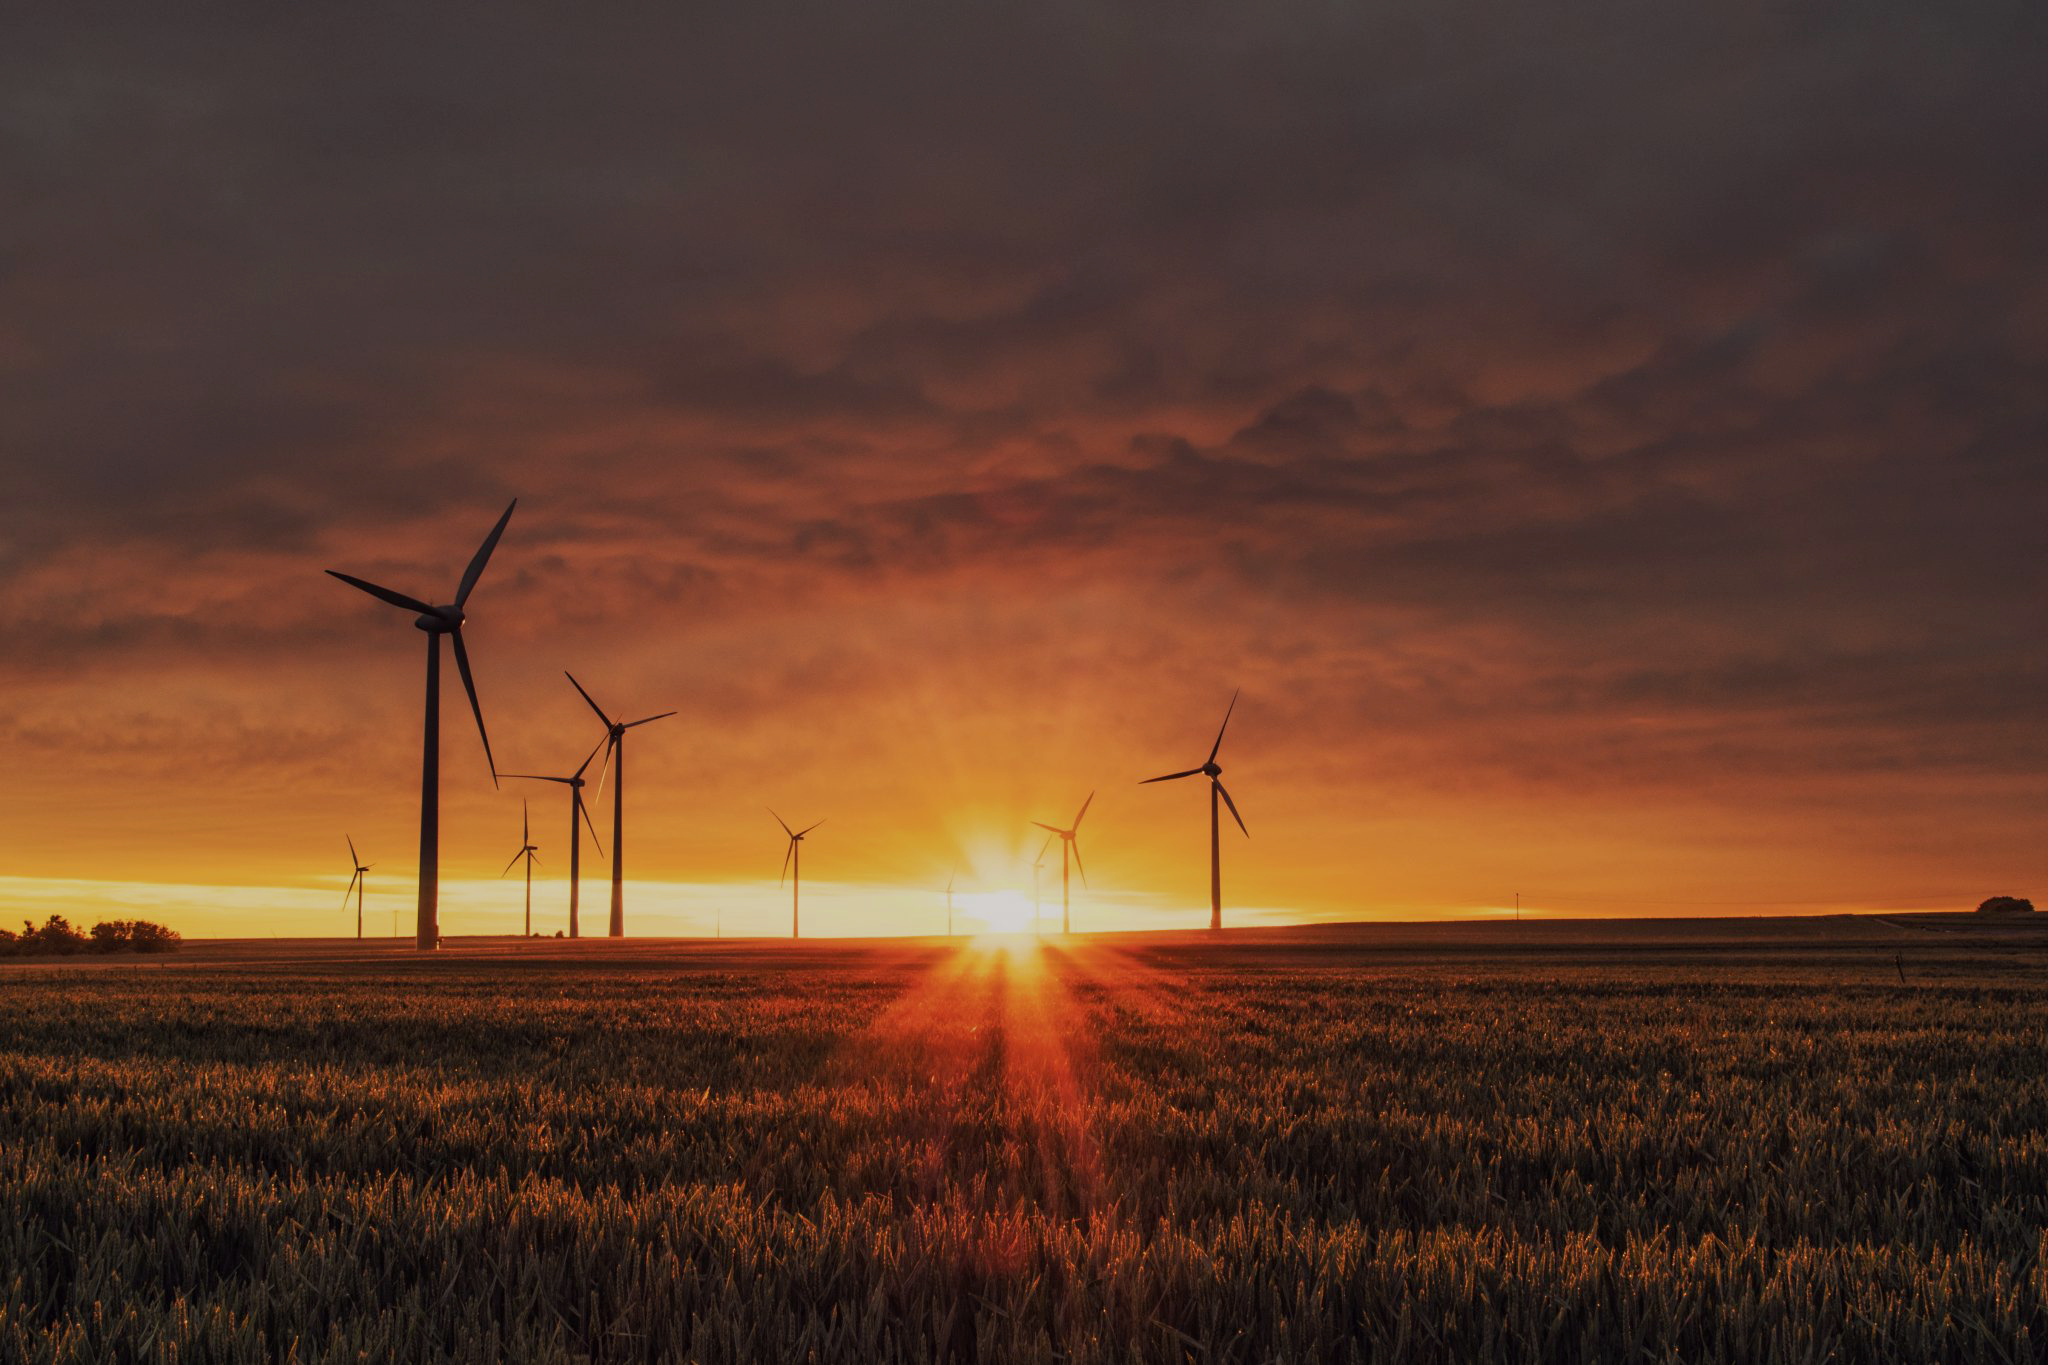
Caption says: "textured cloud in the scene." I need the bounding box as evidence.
[1,4,2043,923]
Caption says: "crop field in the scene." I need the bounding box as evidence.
[2,918,2045,1363]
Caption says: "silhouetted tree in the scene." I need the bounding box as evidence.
[3,915,179,956]
[88,920,183,953]
[21,914,86,955]
[1976,895,2036,915]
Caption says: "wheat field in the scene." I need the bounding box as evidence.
[2,920,2043,1362]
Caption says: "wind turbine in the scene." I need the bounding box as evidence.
[501,799,541,937]
[946,870,955,937]
[502,735,607,937]
[1032,791,1093,935]
[771,810,824,938]
[566,673,675,938]
[343,837,371,940]
[327,499,514,950]
[1142,688,1248,931]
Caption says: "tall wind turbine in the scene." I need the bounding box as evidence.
[1142,688,1248,931]
[566,674,675,938]
[502,799,541,937]
[503,735,607,937]
[771,811,824,938]
[343,837,371,940]
[327,500,514,950]
[1032,791,1093,935]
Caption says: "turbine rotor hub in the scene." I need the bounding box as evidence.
[412,605,463,633]
[1203,761,1221,777]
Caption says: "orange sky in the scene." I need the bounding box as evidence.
[2,7,2044,936]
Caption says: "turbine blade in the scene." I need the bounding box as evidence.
[565,671,615,728]
[502,773,572,784]
[455,498,517,608]
[1217,780,1248,837]
[779,838,794,887]
[343,870,361,907]
[590,734,616,806]
[1038,833,1055,861]
[1071,838,1088,888]
[502,849,523,876]
[326,570,432,615]
[522,799,529,843]
[451,628,497,785]
[1141,768,1203,784]
[1206,688,1240,766]
[578,793,606,856]
[798,818,826,836]
[347,834,359,864]
[768,808,794,837]
[625,711,677,728]
[1031,821,1064,835]
[572,733,607,779]
[1073,790,1095,829]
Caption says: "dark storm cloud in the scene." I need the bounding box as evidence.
[2,0,2044,795]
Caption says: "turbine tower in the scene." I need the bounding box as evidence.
[566,674,675,938]
[1141,688,1248,931]
[946,871,955,937]
[1032,791,1093,935]
[501,799,541,937]
[343,837,371,940]
[327,500,514,950]
[503,735,607,937]
[771,810,824,938]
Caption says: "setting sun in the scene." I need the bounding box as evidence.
[963,890,1037,935]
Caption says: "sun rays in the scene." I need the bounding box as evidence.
[829,937,1168,1217]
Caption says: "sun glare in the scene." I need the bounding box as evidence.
[964,890,1036,935]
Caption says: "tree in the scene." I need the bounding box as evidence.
[1976,895,2036,916]
[2,916,180,956]
[22,915,87,955]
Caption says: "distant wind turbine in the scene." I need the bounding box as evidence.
[946,870,955,937]
[327,499,515,949]
[1032,791,1093,935]
[502,735,607,937]
[343,836,371,940]
[771,810,824,938]
[501,799,541,937]
[566,673,675,938]
[1141,688,1248,931]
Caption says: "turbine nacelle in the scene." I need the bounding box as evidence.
[412,605,464,633]
[1203,761,1221,778]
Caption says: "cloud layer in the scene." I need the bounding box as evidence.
[3,4,2044,926]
